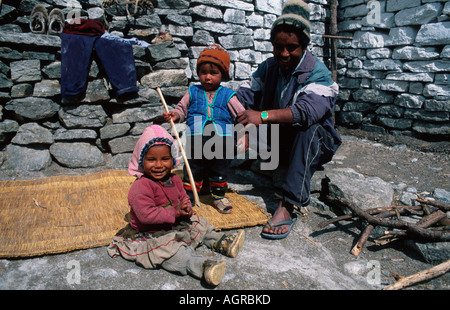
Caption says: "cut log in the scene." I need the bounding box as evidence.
[351,224,374,256]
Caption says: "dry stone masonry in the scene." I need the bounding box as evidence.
[0,0,448,173]
[336,0,450,136]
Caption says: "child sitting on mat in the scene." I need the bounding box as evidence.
[107,125,245,287]
[163,44,247,214]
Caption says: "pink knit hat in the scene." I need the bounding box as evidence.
[128,125,179,178]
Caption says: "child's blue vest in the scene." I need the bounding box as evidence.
[186,85,236,136]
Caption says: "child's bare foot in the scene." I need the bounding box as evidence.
[213,197,232,214]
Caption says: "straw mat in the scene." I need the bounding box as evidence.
[0,169,270,258]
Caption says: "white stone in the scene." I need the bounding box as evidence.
[394,3,444,26]
[423,84,450,99]
[386,72,434,82]
[385,27,418,46]
[386,0,421,12]
[352,31,389,48]
[254,0,283,15]
[415,22,450,46]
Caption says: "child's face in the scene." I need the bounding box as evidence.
[143,145,173,180]
[198,62,222,91]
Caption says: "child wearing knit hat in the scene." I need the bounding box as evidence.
[163,44,247,214]
[108,125,245,287]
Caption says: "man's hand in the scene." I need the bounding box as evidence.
[237,108,294,126]
[236,110,263,126]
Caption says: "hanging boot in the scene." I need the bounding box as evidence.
[47,8,65,35]
[29,4,48,34]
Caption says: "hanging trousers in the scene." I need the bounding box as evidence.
[60,33,139,98]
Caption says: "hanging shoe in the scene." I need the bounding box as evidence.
[47,8,65,35]
[29,4,48,34]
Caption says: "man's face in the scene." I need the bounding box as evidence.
[273,31,304,76]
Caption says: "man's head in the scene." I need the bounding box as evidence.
[270,0,311,75]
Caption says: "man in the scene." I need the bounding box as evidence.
[236,0,341,239]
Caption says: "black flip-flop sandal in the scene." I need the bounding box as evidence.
[261,214,297,240]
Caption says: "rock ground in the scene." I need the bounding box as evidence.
[0,129,449,293]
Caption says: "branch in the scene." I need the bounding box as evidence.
[318,205,423,228]
[324,196,450,242]
[416,198,450,212]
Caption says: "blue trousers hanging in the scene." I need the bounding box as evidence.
[60,33,139,99]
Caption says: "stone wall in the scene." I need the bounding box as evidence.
[0,0,332,172]
[0,0,448,173]
[335,0,450,137]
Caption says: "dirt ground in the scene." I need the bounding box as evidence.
[290,127,450,290]
[334,126,449,194]
[0,128,449,291]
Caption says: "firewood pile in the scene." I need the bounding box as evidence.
[319,196,450,257]
[318,196,450,289]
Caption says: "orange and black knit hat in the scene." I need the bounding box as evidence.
[197,44,231,80]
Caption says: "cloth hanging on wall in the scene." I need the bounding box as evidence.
[60,19,138,100]
[62,18,105,36]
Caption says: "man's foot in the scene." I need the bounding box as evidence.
[261,201,296,239]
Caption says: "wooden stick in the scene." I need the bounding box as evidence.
[322,34,353,40]
[351,210,395,256]
[375,210,448,245]
[156,87,201,208]
[318,205,423,228]
[383,259,450,290]
[416,210,448,228]
[303,234,321,247]
[329,0,338,82]
[416,198,450,212]
[351,224,374,256]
